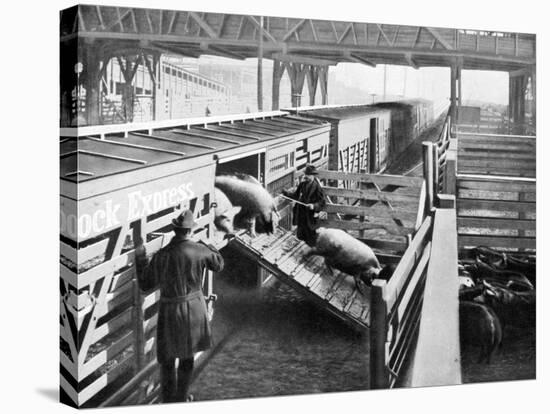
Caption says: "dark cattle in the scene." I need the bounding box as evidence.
[459,300,502,364]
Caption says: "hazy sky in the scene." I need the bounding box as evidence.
[331,63,509,105]
[197,55,510,106]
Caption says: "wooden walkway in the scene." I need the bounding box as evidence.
[231,227,373,331]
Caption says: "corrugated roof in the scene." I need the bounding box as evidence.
[288,104,391,121]
[60,114,326,183]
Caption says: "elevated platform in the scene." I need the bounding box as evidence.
[231,227,373,331]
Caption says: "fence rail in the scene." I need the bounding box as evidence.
[370,215,433,388]
[457,132,536,178]
[456,175,536,252]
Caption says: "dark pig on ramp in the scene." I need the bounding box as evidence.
[307,227,395,290]
[215,174,279,237]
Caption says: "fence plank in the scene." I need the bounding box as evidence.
[385,216,432,311]
[319,219,413,236]
[324,204,417,221]
[458,217,535,231]
[458,234,535,249]
[317,170,423,187]
[457,198,535,213]
[458,178,535,193]
[410,209,461,387]
[459,159,536,170]
[369,279,389,389]
[321,187,419,203]
[457,151,535,161]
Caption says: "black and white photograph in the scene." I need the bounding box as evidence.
[4,0,545,412]
[56,1,540,409]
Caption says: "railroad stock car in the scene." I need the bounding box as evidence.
[285,99,434,175]
[59,111,330,407]
[371,98,434,158]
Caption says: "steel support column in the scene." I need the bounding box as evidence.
[306,66,319,106]
[83,44,101,126]
[257,16,264,111]
[271,59,285,110]
[285,62,308,107]
[508,71,528,134]
[318,66,328,105]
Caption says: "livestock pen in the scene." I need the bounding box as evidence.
[232,168,461,389]
[430,125,536,253]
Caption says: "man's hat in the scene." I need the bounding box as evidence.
[172,209,196,229]
[304,164,318,176]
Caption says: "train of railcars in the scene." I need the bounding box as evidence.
[284,98,435,175]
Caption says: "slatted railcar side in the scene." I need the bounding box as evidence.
[372,99,435,163]
[60,111,331,407]
[284,105,392,174]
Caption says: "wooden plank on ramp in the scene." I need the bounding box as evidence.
[231,228,372,331]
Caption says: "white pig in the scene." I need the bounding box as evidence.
[307,227,394,290]
[213,187,241,236]
[215,174,279,237]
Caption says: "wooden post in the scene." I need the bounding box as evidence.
[443,138,457,196]
[531,68,536,130]
[432,143,439,203]
[457,58,463,123]
[370,279,389,389]
[422,142,434,213]
[450,63,457,125]
[257,16,264,111]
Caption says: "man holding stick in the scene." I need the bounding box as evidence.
[282,164,326,246]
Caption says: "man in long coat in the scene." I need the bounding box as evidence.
[135,209,224,403]
[282,164,326,246]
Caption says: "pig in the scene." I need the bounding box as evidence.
[459,300,502,364]
[212,187,241,237]
[305,227,394,292]
[215,174,280,237]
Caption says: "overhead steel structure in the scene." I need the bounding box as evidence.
[60,5,536,129]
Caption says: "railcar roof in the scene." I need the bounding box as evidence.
[60,114,326,183]
[372,98,432,109]
[286,104,391,121]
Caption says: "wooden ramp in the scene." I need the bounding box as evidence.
[231,227,372,331]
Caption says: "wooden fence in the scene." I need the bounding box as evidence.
[435,125,536,253]
[313,169,450,388]
[316,170,426,251]
[370,215,433,388]
[456,175,536,252]
[457,132,536,178]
